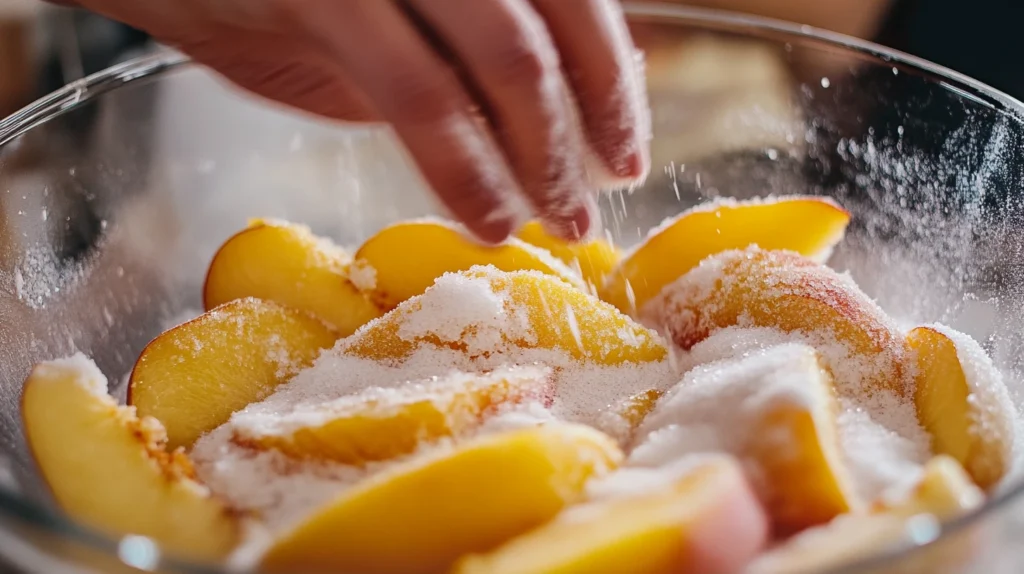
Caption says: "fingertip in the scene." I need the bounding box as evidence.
[466,214,517,246]
[541,193,599,243]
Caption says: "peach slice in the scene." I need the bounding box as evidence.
[129,298,336,449]
[600,196,850,314]
[748,455,984,574]
[632,344,860,532]
[260,424,622,574]
[232,365,554,465]
[516,220,621,290]
[592,389,665,446]
[22,355,238,561]
[907,325,1016,489]
[203,219,382,335]
[453,457,768,574]
[342,267,668,367]
[353,220,586,310]
[646,247,908,397]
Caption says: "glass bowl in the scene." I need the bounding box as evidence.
[2,3,1024,573]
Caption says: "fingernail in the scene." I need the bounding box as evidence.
[544,194,598,243]
[472,216,516,246]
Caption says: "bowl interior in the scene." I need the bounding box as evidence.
[2,3,1024,572]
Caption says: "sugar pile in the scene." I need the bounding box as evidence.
[243,267,678,419]
[637,245,938,501]
[191,266,679,532]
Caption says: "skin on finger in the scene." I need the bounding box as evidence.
[529,0,651,183]
[183,32,381,123]
[280,0,523,244]
[406,0,594,240]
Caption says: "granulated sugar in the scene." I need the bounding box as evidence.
[191,426,366,533]
[626,345,860,503]
[229,365,553,438]
[926,323,1018,465]
[250,267,678,421]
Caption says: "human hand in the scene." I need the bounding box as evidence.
[67,0,651,243]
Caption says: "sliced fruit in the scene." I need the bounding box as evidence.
[232,365,554,465]
[908,325,1016,489]
[203,219,382,335]
[22,355,238,561]
[353,220,586,310]
[632,344,860,532]
[875,455,985,518]
[600,196,850,314]
[592,389,665,445]
[516,220,621,291]
[453,457,768,574]
[748,456,984,574]
[646,247,907,397]
[129,298,336,449]
[342,267,668,366]
[260,424,623,574]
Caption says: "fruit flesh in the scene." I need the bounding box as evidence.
[516,221,620,291]
[908,325,1015,489]
[748,456,983,574]
[600,197,850,314]
[453,457,768,574]
[633,344,859,532]
[260,424,623,574]
[233,366,554,465]
[203,219,382,335]
[22,355,238,562]
[129,298,337,449]
[646,247,908,397]
[342,267,668,366]
[354,220,586,310]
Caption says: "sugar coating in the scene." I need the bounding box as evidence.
[191,425,369,534]
[645,329,928,502]
[229,365,552,438]
[628,344,861,504]
[926,323,1018,467]
[40,352,109,397]
[260,267,677,419]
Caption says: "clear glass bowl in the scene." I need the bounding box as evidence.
[2,3,1024,573]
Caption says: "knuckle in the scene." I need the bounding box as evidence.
[489,42,555,89]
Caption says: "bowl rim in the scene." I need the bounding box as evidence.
[1,2,1023,572]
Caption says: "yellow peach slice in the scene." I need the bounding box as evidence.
[600,196,850,313]
[647,247,908,397]
[354,220,586,310]
[232,366,554,465]
[908,325,1015,489]
[203,219,382,335]
[748,455,984,574]
[260,424,622,574]
[129,298,336,449]
[592,389,665,445]
[22,355,238,561]
[342,267,668,366]
[632,344,860,532]
[453,457,768,574]
[516,220,621,290]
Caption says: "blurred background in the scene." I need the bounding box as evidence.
[0,0,1020,120]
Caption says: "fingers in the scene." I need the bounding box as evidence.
[281,0,523,243]
[530,0,651,184]
[406,0,595,239]
[182,33,381,123]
